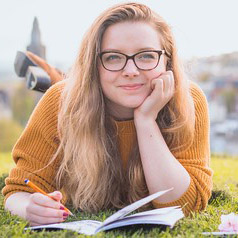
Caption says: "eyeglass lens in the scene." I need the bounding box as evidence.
[101,51,162,71]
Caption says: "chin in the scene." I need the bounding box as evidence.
[122,100,144,109]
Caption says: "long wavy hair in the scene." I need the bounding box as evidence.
[52,2,195,212]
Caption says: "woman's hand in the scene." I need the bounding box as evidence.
[25,191,69,226]
[134,70,174,122]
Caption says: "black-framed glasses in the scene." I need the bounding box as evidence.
[99,50,166,72]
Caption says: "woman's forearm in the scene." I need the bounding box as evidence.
[5,192,31,219]
[134,117,190,203]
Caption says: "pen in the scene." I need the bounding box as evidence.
[24,179,73,216]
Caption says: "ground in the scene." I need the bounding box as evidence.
[0,153,238,237]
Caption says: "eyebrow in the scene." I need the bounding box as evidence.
[101,47,158,53]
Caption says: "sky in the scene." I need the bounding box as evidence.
[0,0,238,72]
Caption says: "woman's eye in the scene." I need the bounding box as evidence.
[139,53,155,59]
[105,54,121,62]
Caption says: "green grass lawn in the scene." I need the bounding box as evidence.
[0,153,238,237]
[0,152,15,175]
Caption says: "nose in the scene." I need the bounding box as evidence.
[122,59,139,77]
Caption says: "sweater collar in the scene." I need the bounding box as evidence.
[113,118,136,134]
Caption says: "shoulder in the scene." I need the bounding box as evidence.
[14,81,67,150]
[188,81,209,136]
[32,80,66,115]
[189,80,209,112]
[189,81,207,102]
[25,80,66,132]
[42,80,66,104]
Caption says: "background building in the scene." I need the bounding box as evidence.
[26,17,46,59]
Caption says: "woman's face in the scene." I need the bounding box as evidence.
[99,21,167,120]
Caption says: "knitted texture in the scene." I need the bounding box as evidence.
[2,80,213,215]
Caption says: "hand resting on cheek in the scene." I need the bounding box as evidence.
[134,70,174,121]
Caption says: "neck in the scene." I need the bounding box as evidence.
[106,101,134,121]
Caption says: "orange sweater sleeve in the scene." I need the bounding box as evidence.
[152,81,213,215]
[2,81,65,202]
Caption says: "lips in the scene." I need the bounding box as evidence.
[119,83,144,90]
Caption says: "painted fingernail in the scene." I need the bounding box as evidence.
[63,212,69,217]
[60,206,65,210]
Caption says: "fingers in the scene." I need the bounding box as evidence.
[27,203,67,218]
[150,78,163,99]
[134,71,175,119]
[28,202,62,217]
[25,192,69,226]
[30,222,42,227]
[163,71,174,97]
[28,213,67,226]
[31,193,61,208]
[151,70,174,97]
[48,191,63,202]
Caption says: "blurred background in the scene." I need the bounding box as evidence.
[0,0,238,157]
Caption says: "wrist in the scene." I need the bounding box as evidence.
[134,109,158,125]
[134,114,157,129]
[5,192,31,220]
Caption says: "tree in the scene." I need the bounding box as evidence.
[198,72,211,82]
[0,119,23,152]
[11,82,41,126]
[221,89,237,114]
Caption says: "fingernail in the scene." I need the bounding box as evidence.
[63,212,69,217]
[60,206,65,210]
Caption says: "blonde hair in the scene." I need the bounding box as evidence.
[53,2,195,212]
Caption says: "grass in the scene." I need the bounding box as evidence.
[211,155,238,190]
[0,152,15,175]
[0,153,238,237]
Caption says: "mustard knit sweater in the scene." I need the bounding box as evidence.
[2,80,213,215]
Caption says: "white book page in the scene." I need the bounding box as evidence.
[126,206,180,218]
[26,220,102,235]
[98,188,173,229]
[99,208,184,232]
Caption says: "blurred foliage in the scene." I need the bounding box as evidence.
[0,119,23,152]
[0,153,14,175]
[11,82,39,126]
[0,173,8,191]
[221,89,237,113]
[198,72,211,82]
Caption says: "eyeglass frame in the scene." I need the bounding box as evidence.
[98,50,167,72]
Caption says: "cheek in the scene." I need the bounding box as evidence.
[98,64,105,81]
[99,65,109,86]
[99,77,110,97]
[145,61,167,84]
[156,57,167,72]
[99,68,117,98]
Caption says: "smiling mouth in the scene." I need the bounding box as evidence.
[119,84,144,90]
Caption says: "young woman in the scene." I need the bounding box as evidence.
[3,2,213,226]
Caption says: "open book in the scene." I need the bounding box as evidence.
[26,188,184,235]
